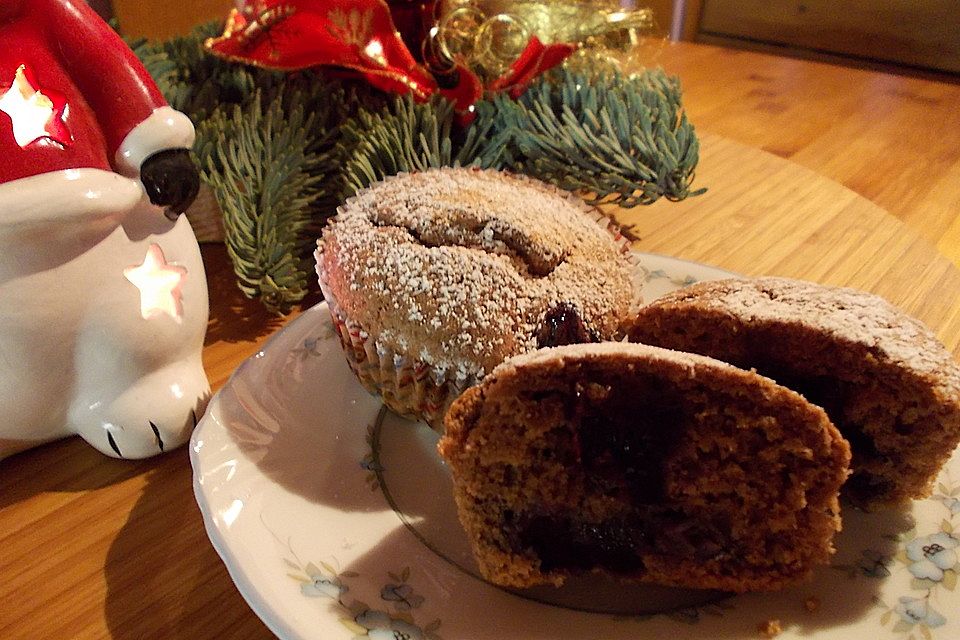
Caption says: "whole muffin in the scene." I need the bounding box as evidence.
[630,277,960,505]
[316,168,635,428]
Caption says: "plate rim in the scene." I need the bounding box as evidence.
[191,390,308,640]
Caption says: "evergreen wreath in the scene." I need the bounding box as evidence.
[129,23,704,314]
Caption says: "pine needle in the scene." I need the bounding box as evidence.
[199,91,327,313]
[339,95,509,199]
[492,68,704,207]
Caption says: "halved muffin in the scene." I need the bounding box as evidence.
[439,342,850,592]
[630,277,960,505]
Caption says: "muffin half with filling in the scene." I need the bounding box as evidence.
[439,342,851,592]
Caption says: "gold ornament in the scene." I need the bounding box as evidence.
[432,0,664,78]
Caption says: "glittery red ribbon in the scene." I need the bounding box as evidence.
[204,0,574,119]
[489,36,578,99]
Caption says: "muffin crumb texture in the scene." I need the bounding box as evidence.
[439,342,850,593]
[315,168,635,428]
[630,277,960,505]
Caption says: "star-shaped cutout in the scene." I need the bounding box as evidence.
[124,244,187,323]
[0,64,73,149]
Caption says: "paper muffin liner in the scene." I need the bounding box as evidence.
[316,169,642,431]
[582,206,644,307]
[319,279,477,431]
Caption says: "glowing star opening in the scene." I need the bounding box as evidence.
[124,244,187,323]
[0,64,73,148]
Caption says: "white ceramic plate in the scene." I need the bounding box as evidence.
[191,253,960,640]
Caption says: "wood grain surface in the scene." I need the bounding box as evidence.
[2,42,959,640]
[613,132,960,355]
[654,42,960,267]
[112,0,232,41]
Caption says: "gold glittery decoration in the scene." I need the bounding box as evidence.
[431,0,665,79]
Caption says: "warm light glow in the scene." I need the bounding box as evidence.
[363,39,387,67]
[364,39,384,58]
[124,244,187,323]
[0,64,70,148]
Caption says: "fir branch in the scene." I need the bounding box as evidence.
[128,21,283,123]
[491,68,704,207]
[200,92,327,313]
[129,22,374,312]
[338,96,509,199]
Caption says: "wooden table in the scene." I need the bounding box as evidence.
[2,41,959,639]
[656,42,960,267]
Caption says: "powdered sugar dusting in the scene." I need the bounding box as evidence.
[497,340,747,379]
[661,277,960,392]
[317,168,634,378]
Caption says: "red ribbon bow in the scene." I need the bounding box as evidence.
[205,0,575,120]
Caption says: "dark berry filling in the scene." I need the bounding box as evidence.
[536,303,600,348]
[574,376,684,504]
[519,509,733,575]
[520,514,647,573]
[509,374,736,575]
[755,368,848,422]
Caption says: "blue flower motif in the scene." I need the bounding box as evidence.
[938,495,960,515]
[905,532,959,582]
[355,610,425,640]
[380,583,425,610]
[293,337,324,358]
[894,596,947,628]
[644,269,668,282]
[300,575,347,598]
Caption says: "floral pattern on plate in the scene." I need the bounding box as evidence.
[296,560,440,640]
[266,514,442,639]
[875,473,959,639]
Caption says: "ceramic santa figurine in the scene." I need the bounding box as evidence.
[0,0,210,459]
